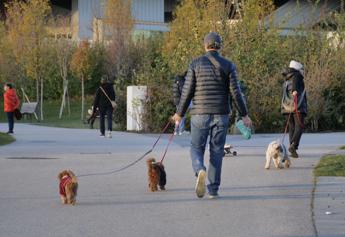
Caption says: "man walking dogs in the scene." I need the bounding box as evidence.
[172,32,252,199]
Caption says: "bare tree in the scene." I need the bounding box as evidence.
[52,15,75,118]
[71,41,93,121]
[103,0,134,78]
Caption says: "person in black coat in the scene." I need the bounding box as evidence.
[281,60,307,158]
[92,76,116,138]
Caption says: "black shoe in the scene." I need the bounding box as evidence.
[6,131,14,134]
[289,146,299,158]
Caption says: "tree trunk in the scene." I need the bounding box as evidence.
[36,78,39,103]
[36,78,40,120]
[40,76,44,120]
[81,76,85,120]
[59,80,69,119]
[59,82,66,119]
[67,87,71,117]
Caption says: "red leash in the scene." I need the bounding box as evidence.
[149,120,175,164]
[151,121,172,150]
[160,132,175,163]
[294,94,305,129]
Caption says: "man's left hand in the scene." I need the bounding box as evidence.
[171,113,182,125]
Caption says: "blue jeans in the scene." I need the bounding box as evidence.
[6,112,14,133]
[190,114,229,195]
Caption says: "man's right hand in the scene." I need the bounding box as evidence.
[242,115,252,128]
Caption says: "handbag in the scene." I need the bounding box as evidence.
[14,108,22,120]
[281,80,306,113]
[100,86,117,109]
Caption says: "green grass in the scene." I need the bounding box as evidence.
[0,99,122,130]
[28,100,91,129]
[314,154,345,177]
[0,99,92,129]
[0,132,15,146]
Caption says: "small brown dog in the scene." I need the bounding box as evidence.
[146,158,166,192]
[58,170,78,205]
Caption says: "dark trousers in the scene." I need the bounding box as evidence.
[6,112,14,133]
[288,113,305,150]
[99,108,113,135]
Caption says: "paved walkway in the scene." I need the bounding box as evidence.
[0,123,344,237]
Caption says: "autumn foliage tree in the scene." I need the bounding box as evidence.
[164,0,345,131]
[163,0,232,73]
[5,0,52,120]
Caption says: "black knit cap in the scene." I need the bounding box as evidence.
[204,32,222,49]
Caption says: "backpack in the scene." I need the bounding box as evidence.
[281,79,306,113]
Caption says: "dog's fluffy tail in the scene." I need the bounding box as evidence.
[67,170,78,183]
[67,170,78,196]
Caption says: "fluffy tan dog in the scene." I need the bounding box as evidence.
[58,170,78,205]
[146,158,166,192]
[265,141,291,169]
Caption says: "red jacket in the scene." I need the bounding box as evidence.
[59,176,72,197]
[4,88,20,112]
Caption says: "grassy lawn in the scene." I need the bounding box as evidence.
[0,132,15,146]
[314,154,345,177]
[28,100,92,129]
[0,99,91,129]
[0,99,120,130]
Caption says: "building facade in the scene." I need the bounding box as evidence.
[70,0,178,41]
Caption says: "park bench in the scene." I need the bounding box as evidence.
[20,102,38,120]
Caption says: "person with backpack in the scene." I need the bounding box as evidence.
[3,83,20,134]
[172,32,252,199]
[173,71,188,135]
[92,76,116,138]
[281,60,307,158]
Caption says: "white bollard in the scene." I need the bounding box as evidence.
[127,86,147,131]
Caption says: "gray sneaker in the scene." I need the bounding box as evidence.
[208,193,219,199]
[107,131,112,138]
[195,170,206,198]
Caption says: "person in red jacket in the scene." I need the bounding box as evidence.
[3,83,20,134]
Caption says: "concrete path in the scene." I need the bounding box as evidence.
[0,124,344,237]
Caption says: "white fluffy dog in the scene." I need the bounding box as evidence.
[265,141,290,169]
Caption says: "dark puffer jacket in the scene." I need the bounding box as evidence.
[177,51,248,117]
[93,82,116,112]
[281,68,307,114]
